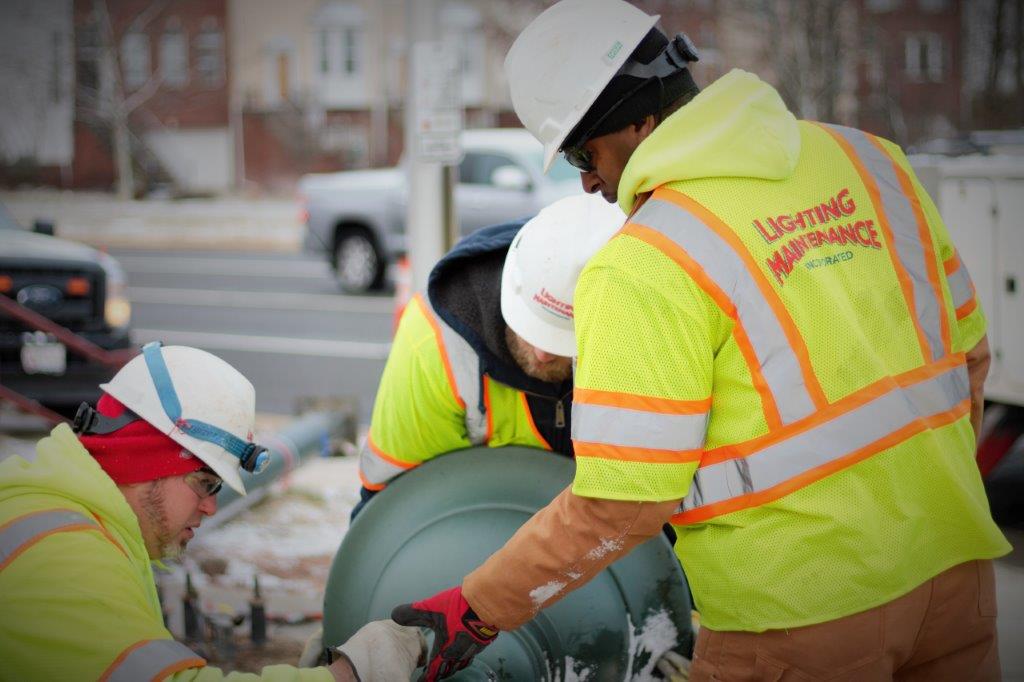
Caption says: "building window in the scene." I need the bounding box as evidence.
[51,30,65,102]
[76,24,100,92]
[342,26,359,75]
[195,22,224,87]
[319,30,330,73]
[315,27,363,77]
[310,2,366,108]
[160,25,188,87]
[905,33,943,82]
[121,32,150,89]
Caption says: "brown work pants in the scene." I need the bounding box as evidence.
[690,560,1000,682]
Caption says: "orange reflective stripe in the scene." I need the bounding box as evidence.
[99,638,204,682]
[366,433,417,471]
[519,392,551,449]
[482,375,494,443]
[817,124,933,362]
[414,293,466,410]
[868,136,951,356]
[672,399,969,525]
[91,514,129,559]
[701,352,967,467]
[944,253,960,276]
[574,440,702,465]
[944,251,977,320]
[573,387,710,415]
[622,222,784,430]
[0,509,99,572]
[655,189,828,410]
[956,297,978,321]
[358,432,419,490]
[358,470,386,492]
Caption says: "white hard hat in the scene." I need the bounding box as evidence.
[100,343,262,494]
[501,194,625,357]
[505,0,659,172]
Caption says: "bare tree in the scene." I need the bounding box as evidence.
[968,0,1024,128]
[76,0,170,198]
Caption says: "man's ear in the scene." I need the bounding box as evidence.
[633,114,658,143]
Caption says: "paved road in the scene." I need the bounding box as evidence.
[114,248,395,423]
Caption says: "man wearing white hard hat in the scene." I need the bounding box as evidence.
[0,343,423,681]
[352,194,623,518]
[399,1,1005,680]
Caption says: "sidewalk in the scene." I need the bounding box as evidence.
[1,189,302,252]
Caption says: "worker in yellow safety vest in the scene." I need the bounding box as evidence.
[393,2,1011,680]
[0,342,423,681]
[353,194,623,518]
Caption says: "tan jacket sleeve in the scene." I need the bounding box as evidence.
[462,486,680,631]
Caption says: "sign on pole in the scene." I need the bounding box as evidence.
[410,41,463,165]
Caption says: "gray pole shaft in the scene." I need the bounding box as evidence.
[405,0,447,293]
[199,410,348,532]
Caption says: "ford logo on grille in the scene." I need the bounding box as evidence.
[17,284,64,308]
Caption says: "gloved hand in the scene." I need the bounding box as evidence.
[326,620,425,682]
[392,586,499,681]
[656,650,691,681]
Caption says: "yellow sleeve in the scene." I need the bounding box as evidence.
[880,139,986,353]
[571,234,723,502]
[361,298,471,482]
[0,528,193,681]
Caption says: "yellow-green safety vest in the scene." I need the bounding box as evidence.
[0,424,333,681]
[359,294,553,491]
[570,70,1009,632]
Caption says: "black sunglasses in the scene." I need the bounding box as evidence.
[562,145,596,172]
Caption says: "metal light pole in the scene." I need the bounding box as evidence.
[405,0,462,293]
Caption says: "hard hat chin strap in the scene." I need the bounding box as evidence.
[141,342,269,474]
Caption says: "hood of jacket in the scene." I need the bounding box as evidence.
[0,424,148,560]
[618,69,802,213]
[427,220,572,398]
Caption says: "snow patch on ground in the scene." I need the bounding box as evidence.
[162,454,363,639]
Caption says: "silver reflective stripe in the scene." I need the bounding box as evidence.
[634,199,816,425]
[106,639,202,682]
[947,258,974,311]
[425,298,488,445]
[0,510,95,568]
[358,441,412,487]
[679,362,968,515]
[824,124,945,362]
[572,402,707,451]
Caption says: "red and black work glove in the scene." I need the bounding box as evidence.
[391,585,498,681]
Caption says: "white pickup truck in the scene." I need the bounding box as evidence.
[298,128,582,293]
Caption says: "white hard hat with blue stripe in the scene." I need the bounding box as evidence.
[99,342,264,494]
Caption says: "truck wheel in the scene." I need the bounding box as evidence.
[334,229,384,294]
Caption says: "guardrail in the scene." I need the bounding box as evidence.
[0,293,138,423]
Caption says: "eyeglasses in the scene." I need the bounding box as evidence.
[562,145,596,173]
[184,470,223,498]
